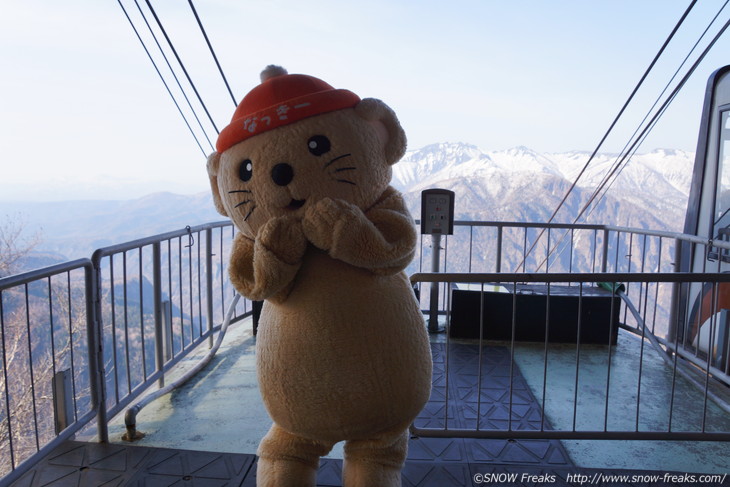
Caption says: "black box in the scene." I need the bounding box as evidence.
[450,284,619,345]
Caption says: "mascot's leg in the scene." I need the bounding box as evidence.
[256,423,334,487]
[342,426,409,487]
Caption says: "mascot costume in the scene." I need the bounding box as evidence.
[207,65,432,487]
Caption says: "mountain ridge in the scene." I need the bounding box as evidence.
[394,142,692,233]
[1,142,693,266]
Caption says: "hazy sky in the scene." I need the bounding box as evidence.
[1,0,729,201]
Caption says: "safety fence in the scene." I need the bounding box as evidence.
[2,219,730,484]
[0,221,246,485]
[414,221,730,375]
[0,259,97,483]
[410,271,730,441]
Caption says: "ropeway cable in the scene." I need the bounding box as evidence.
[130,0,216,151]
[188,0,238,107]
[514,0,698,272]
[535,12,730,273]
[583,11,730,234]
[520,1,730,272]
[577,0,730,230]
[116,0,209,157]
[144,0,220,135]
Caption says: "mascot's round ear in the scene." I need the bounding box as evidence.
[355,98,407,165]
[206,152,229,217]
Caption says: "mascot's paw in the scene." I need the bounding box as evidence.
[303,198,359,251]
[257,215,307,265]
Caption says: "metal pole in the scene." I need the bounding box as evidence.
[88,255,109,443]
[162,300,172,361]
[496,226,503,273]
[205,228,214,348]
[601,228,610,272]
[428,233,442,333]
[153,243,164,388]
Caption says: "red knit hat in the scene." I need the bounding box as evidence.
[216,66,361,153]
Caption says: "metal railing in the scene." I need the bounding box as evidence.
[414,221,730,374]
[0,259,99,483]
[0,221,246,485]
[2,219,730,484]
[414,221,694,275]
[410,271,730,442]
[90,221,244,437]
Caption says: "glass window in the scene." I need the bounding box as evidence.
[712,110,730,234]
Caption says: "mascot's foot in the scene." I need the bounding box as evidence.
[342,461,402,487]
[256,424,333,487]
[256,456,318,487]
[342,428,409,487]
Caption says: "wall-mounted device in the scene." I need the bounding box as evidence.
[420,188,455,333]
[421,189,455,235]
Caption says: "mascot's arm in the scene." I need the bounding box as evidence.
[303,186,416,274]
[228,216,306,303]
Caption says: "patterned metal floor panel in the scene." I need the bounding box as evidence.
[412,343,573,467]
[9,441,254,487]
[12,443,727,487]
[9,343,727,486]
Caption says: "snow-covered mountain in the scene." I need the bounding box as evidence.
[393,142,694,232]
[2,142,695,268]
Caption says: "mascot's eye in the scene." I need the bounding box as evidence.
[239,159,253,182]
[307,135,331,156]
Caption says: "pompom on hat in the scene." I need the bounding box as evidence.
[216,65,361,153]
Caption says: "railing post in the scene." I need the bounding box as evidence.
[52,369,73,434]
[153,242,164,388]
[667,237,682,345]
[162,300,172,361]
[206,228,214,348]
[88,255,109,443]
[496,225,503,273]
[428,234,443,333]
[601,228,610,272]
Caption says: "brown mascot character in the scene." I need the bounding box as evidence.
[207,65,432,487]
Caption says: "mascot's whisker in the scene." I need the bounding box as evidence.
[336,179,357,186]
[228,189,252,194]
[333,166,356,173]
[243,205,256,221]
[323,153,352,169]
[234,199,253,208]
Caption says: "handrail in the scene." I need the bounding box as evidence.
[410,271,730,284]
[90,220,231,259]
[0,258,92,288]
[421,219,730,251]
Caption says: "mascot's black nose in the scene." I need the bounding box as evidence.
[271,163,294,186]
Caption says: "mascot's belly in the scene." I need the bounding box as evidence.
[256,249,432,442]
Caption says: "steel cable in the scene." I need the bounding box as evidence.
[188,0,238,107]
[117,0,208,157]
[537,9,730,273]
[515,0,698,272]
[144,0,220,135]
